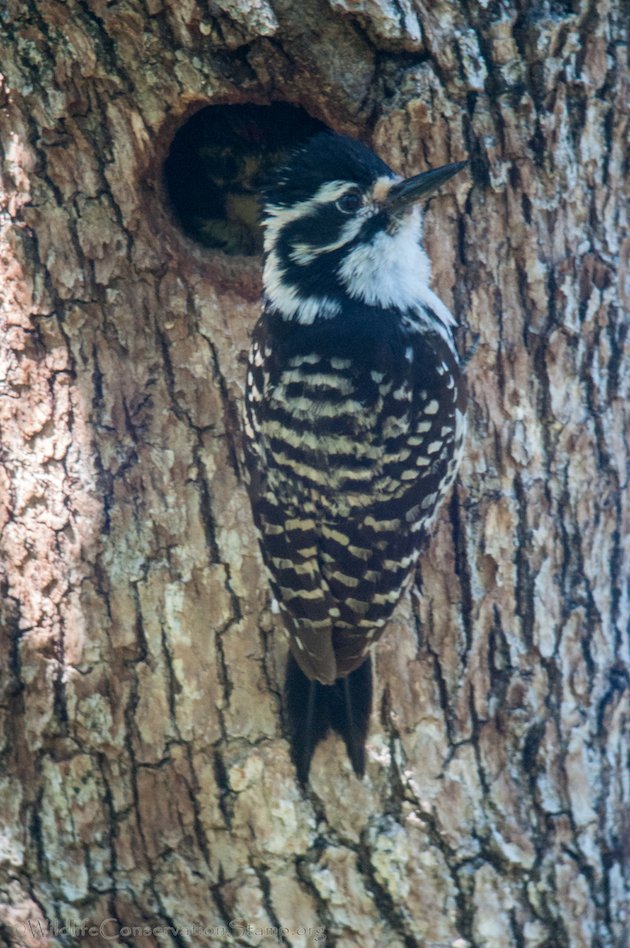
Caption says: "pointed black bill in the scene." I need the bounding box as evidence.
[387,160,467,210]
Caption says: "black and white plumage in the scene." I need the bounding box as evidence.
[243,133,467,782]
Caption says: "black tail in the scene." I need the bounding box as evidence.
[285,652,372,783]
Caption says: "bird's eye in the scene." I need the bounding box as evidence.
[335,191,362,214]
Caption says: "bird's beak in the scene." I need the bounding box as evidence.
[386,160,467,211]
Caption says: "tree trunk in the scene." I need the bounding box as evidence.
[0,1,627,946]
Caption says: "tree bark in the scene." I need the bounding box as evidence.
[0,1,628,946]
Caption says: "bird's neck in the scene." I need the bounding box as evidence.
[263,210,456,342]
[263,254,456,352]
[263,287,459,375]
[336,214,432,311]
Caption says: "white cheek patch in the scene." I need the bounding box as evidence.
[263,180,366,320]
[263,180,355,254]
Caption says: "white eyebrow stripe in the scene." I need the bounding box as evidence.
[310,181,357,203]
[263,181,358,253]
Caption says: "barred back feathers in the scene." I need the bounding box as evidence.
[243,132,467,782]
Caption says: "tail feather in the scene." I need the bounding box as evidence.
[285,652,372,783]
[332,664,372,777]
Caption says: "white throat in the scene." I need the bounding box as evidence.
[337,209,425,307]
[336,208,456,337]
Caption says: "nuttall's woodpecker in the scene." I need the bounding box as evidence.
[243,132,467,782]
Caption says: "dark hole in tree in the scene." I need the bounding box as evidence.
[164,103,327,256]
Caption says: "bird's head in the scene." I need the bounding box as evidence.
[261,132,466,324]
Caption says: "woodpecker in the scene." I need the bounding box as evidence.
[243,132,467,782]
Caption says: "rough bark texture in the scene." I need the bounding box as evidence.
[0,1,628,946]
